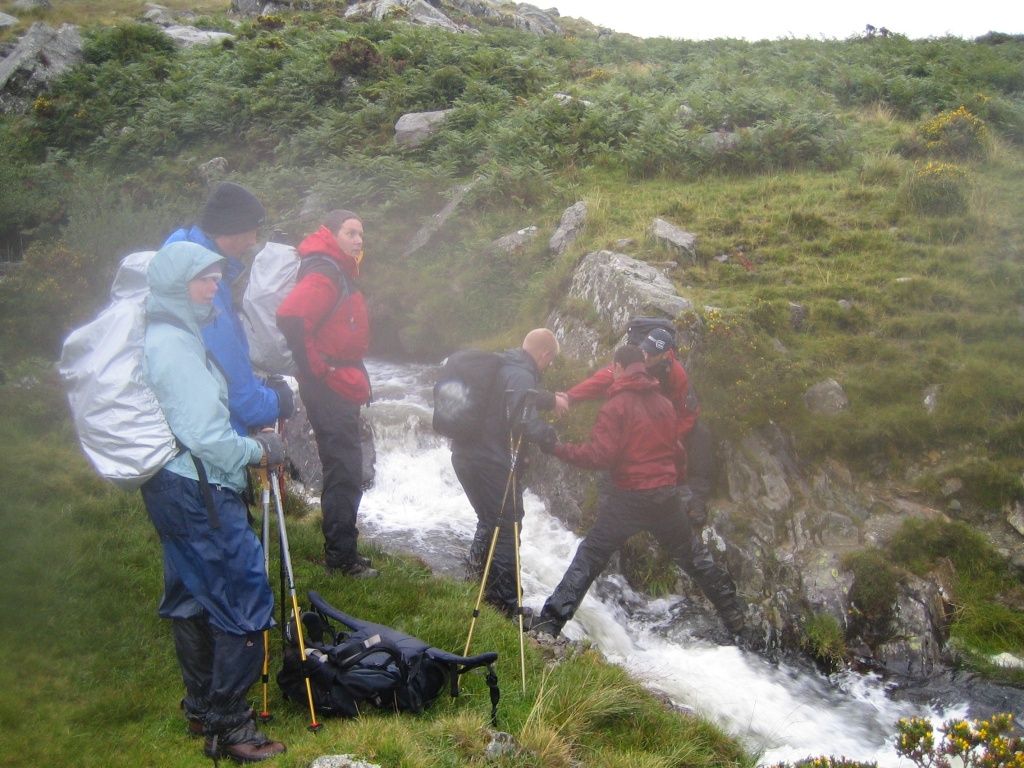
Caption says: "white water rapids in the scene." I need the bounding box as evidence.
[354,359,965,764]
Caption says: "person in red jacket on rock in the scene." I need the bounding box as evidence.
[529,345,745,639]
[276,209,376,578]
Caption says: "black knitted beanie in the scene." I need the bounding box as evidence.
[199,182,266,236]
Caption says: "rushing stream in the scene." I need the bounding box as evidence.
[354,359,965,764]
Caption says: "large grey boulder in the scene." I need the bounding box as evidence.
[0,12,18,28]
[549,200,587,255]
[0,23,82,112]
[394,108,452,148]
[546,250,692,366]
[804,378,849,415]
[650,218,698,262]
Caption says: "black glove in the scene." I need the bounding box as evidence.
[265,375,295,420]
[252,430,286,468]
[535,426,558,455]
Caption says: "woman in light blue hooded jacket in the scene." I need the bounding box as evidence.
[141,240,286,763]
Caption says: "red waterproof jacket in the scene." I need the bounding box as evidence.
[566,352,697,477]
[555,363,677,491]
[276,226,370,404]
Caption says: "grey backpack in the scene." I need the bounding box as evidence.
[58,251,179,489]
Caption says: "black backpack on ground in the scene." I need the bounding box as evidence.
[431,349,505,440]
[277,591,500,724]
[626,316,677,346]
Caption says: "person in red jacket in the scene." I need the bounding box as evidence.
[276,210,376,578]
[563,327,697,478]
[530,345,744,639]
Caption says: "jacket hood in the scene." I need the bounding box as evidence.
[298,226,358,277]
[608,363,661,397]
[146,241,224,335]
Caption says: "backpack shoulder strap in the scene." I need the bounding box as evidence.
[298,254,351,297]
[297,255,352,334]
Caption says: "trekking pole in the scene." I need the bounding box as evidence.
[270,470,323,732]
[463,431,524,658]
[257,469,273,722]
[512,469,527,693]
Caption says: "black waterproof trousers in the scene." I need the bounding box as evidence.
[452,453,524,616]
[539,485,741,632]
[299,375,364,569]
[172,614,263,736]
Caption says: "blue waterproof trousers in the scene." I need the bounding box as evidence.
[142,468,274,733]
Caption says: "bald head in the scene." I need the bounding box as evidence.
[522,328,559,371]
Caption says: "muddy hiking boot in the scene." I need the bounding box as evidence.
[204,718,285,764]
[523,611,562,638]
[327,558,378,579]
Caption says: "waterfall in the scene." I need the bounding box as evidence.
[356,359,964,764]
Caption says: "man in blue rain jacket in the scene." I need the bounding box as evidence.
[164,181,292,435]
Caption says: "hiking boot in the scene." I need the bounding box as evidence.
[204,721,286,764]
[523,611,561,638]
[327,561,379,579]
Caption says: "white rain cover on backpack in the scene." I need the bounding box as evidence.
[58,251,178,490]
[241,241,299,376]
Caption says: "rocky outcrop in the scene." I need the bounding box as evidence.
[230,0,561,35]
[546,250,691,366]
[345,0,463,32]
[549,201,587,255]
[0,22,82,113]
[534,247,1024,691]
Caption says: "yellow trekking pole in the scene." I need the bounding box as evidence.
[270,469,322,732]
[463,433,524,658]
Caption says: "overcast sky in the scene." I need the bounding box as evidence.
[548,0,1023,41]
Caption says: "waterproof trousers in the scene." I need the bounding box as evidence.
[141,468,274,735]
[299,375,364,569]
[452,453,524,616]
[539,484,741,632]
[171,615,263,735]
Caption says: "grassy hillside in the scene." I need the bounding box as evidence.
[1,8,1023,517]
[0,361,748,767]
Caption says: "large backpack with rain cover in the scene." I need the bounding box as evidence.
[626,316,677,347]
[278,591,500,723]
[431,349,505,441]
[58,251,181,490]
[241,240,349,376]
